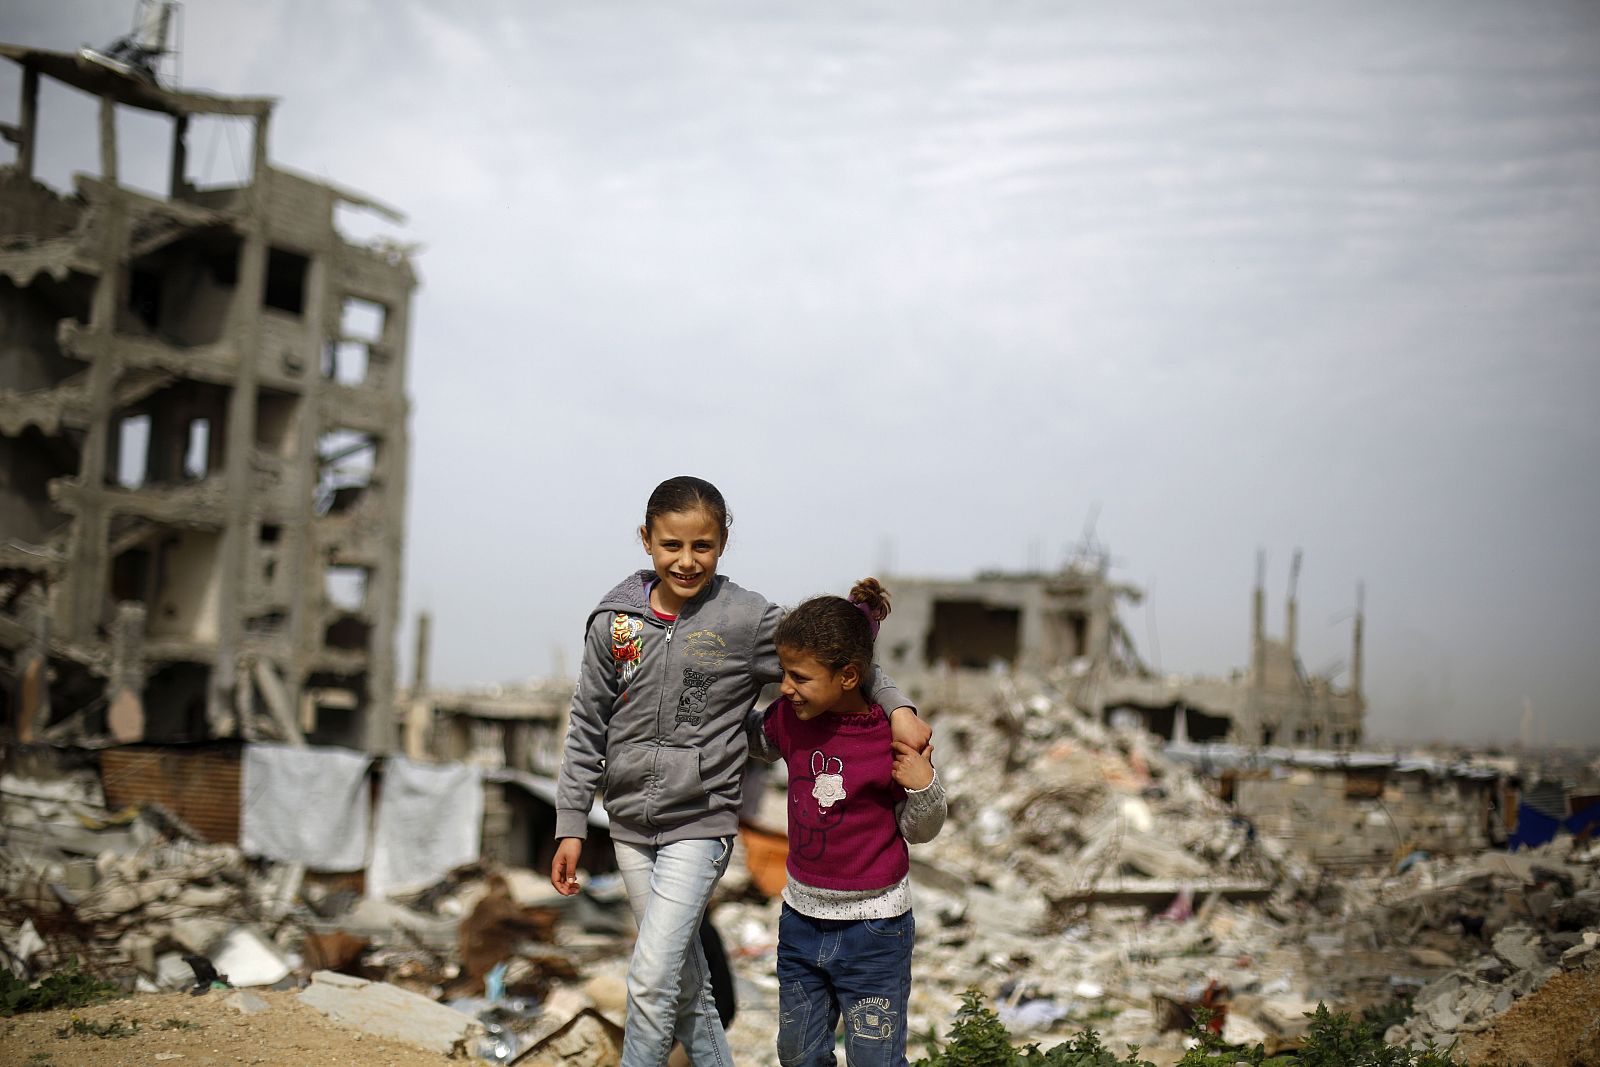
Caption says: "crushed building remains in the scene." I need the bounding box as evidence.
[877,545,1366,748]
[0,28,415,753]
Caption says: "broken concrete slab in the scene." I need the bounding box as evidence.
[210,926,290,987]
[224,989,270,1014]
[298,969,484,1055]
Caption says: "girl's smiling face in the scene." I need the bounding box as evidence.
[777,646,861,720]
[640,507,724,614]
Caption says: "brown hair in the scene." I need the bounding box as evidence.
[642,476,731,545]
[775,578,892,678]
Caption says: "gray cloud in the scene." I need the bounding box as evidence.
[4,0,1597,742]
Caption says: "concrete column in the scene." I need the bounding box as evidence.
[99,95,118,184]
[63,188,129,640]
[363,290,412,754]
[1285,548,1301,669]
[18,67,38,177]
[1351,582,1364,700]
[206,163,270,736]
[170,113,189,197]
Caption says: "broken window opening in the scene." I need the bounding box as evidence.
[113,106,177,200]
[323,564,368,612]
[1,429,79,543]
[183,115,255,190]
[118,225,241,346]
[126,268,162,332]
[254,389,298,457]
[183,418,210,479]
[147,529,223,643]
[0,275,95,395]
[245,612,287,636]
[323,339,369,386]
[113,413,151,488]
[924,600,1021,671]
[263,247,310,315]
[340,296,386,342]
[111,546,153,603]
[315,428,376,514]
[29,78,101,196]
[323,614,371,651]
[141,661,211,743]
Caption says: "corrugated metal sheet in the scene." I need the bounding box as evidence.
[100,746,242,844]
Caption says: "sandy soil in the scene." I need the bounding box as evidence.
[1457,966,1600,1067]
[0,989,465,1067]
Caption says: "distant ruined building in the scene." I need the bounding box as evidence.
[876,546,1366,748]
[1,21,415,753]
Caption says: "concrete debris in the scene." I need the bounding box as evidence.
[210,925,291,987]
[224,988,271,1014]
[298,969,485,1056]
[0,682,1594,1067]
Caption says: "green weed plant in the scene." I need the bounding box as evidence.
[913,989,1492,1067]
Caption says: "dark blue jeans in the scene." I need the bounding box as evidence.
[775,904,914,1067]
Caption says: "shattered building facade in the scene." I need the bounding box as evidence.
[877,547,1366,748]
[0,40,415,753]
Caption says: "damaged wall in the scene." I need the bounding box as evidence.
[877,546,1366,749]
[0,40,416,753]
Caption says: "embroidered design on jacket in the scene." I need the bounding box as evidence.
[810,751,846,808]
[676,668,714,725]
[611,614,644,683]
[682,629,728,662]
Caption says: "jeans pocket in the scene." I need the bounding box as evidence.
[776,980,812,1063]
[863,911,913,939]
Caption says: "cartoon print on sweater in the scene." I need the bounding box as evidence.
[789,750,846,861]
[810,751,846,808]
[610,614,644,683]
[676,668,715,726]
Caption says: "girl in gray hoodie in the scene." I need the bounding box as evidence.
[551,475,928,1067]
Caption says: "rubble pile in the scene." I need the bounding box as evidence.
[710,690,1599,1064]
[4,691,1598,1065]
[1376,839,1600,1052]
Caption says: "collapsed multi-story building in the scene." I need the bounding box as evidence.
[876,546,1366,747]
[0,28,415,754]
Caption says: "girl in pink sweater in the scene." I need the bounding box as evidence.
[747,578,946,1067]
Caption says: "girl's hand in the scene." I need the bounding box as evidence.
[888,706,932,750]
[891,741,935,791]
[550,838,583,895]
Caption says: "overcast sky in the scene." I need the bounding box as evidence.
[7,1,1599,744]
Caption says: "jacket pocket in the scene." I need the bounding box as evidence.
[649,744,708,828]
[601,742,653,826]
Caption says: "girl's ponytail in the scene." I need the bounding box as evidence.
[849,577,892,623]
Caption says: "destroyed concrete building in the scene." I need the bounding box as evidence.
[878,546,1366,748]
[0,36,415,752]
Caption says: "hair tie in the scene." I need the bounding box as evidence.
[851,598,881,638]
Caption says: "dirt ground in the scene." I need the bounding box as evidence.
[1457,966,1600,1067]
[0,989,465,1067]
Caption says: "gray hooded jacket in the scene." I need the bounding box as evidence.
[554,570,910,847]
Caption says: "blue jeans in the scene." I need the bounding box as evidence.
[614,837,734,1067]
[775,905,915,1067]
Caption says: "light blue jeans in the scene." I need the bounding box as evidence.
[614,836,735,1067]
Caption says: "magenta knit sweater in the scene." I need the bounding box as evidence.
[763,697,909,892]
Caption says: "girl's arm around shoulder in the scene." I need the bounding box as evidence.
[552,611,621,840]
[745,701,783,764]
[749,598,785,686]
[867,666,933,750]
[892,743,946,845]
